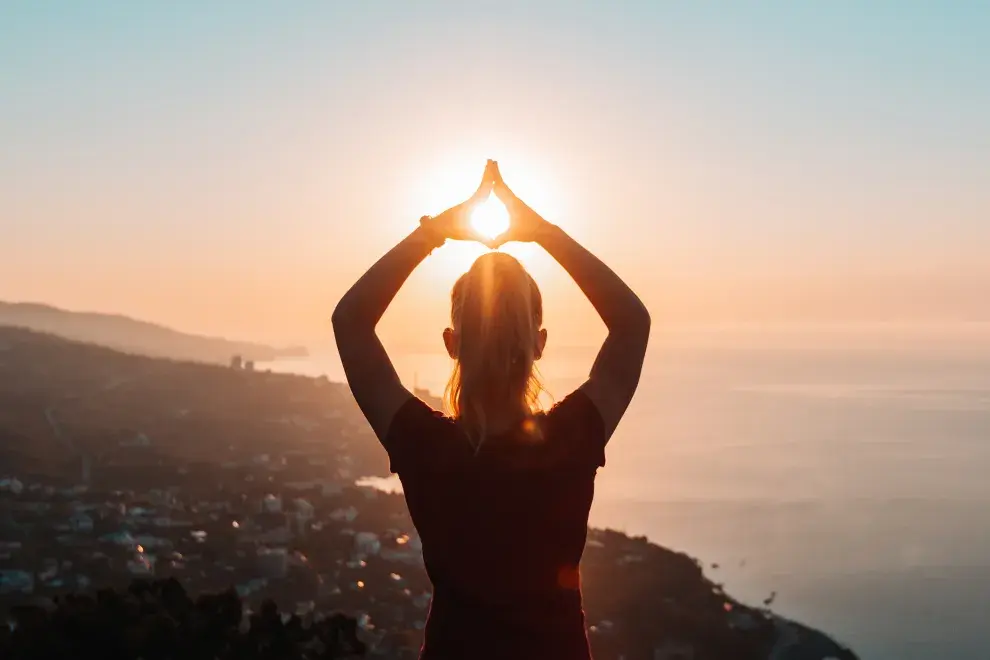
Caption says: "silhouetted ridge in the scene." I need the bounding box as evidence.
[0,301,307,364]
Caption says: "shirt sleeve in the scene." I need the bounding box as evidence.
[382,396,455,475]
[545,389,607,469]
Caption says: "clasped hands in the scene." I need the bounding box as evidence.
[420,160,549,249]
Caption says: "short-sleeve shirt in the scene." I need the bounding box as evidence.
[383,390,606,660]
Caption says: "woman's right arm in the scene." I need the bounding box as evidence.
[333,160,496,441]
[493,167,650,440]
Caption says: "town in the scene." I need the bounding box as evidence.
[0,326,856,659]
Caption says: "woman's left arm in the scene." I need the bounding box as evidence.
[332,161,494,440]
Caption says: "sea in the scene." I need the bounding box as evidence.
[262,324,990,659]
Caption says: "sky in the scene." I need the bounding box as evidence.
[2,1,988,349]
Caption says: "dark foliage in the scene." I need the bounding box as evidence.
[0,578,365,660]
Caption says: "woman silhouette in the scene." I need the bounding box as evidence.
[333,160,650,659]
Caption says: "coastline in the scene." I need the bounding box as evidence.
[265,354,862,658]
[0,326,863,658]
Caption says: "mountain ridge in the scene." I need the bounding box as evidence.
[0,301,307,364]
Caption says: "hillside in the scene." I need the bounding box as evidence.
[0,326,857,659]
[0,302,307,365]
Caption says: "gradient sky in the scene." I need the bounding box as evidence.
[2,1,988,348]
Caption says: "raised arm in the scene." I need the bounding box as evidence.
[333,161,495,440]
[492,163,650,440]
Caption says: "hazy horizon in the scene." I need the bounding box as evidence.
[7,296,990,359]
[2,2,988,347]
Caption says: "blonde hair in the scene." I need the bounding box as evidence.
[443,252,544,447]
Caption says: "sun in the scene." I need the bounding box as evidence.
[470,196,510,240]
[408,156,565,278]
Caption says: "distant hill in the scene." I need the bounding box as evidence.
[0,301,307,365]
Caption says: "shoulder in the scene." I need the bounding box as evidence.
[389,395,450,427]
[383,397,464,474]
[542,390,607,468]
[545,389,605,430]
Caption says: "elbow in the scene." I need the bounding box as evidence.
[606,317,650,349]
[623,306,651,347]
[616,300,651,338]
[331,300,355,332]
[332,298,374,335]
[634,303,652,339]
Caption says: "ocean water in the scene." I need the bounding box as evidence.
[265,326,990,659]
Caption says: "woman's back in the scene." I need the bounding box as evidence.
[385,391,606,659]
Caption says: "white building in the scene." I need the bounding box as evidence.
[262,494,282,514]
[294,499,315,534]
[69,512,94,533]
[353,532,381,558]
[101,530,136,546]
[329,506,358,523]
[294,498,314,521]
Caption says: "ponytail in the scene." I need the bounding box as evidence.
[444,253,544,448]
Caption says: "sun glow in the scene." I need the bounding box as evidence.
[470,196,510,240]
[408,155,566,277]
